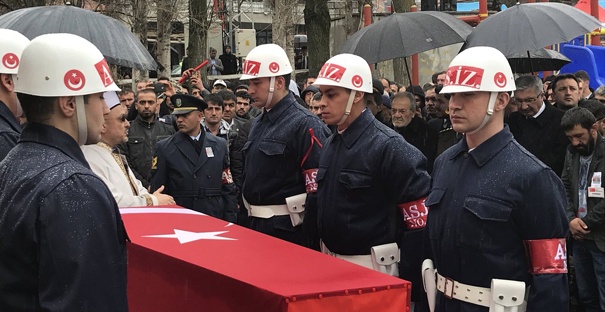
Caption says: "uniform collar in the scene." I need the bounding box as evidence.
[339,109,374,149]
[449,125,514,167]
[0,100,21,133]
[19,122,90,169]
[263,92,296,124]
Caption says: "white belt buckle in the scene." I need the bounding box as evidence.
[443,277,455,299]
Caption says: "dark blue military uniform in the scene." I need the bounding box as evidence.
[151,129,237,223]
[242,92,330,247]
[0,123,128,311]
[427,126,569,311]
[0,100,21,161]
[317,109,431,308]
[317,109,431,254]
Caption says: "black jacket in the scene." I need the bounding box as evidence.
[151,130,237,223]
[0,101,20,161]
[393,116,438,173]
[0,123,128,311]
[506,102,568,176]
[119,114,175,187]
[219,52,238,75]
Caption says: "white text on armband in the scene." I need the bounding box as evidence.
[303,169,318,193]
[398,197,428,230]
[524,238,568,274]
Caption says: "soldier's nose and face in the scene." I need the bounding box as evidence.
[317,85,349,126]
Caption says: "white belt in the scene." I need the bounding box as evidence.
[321,242,374,270]
[437,273,491,307]
[243,198,290,218]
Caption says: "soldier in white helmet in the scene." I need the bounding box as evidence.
[240,44,330,249]
[0,34,128,311]
[313,53,431,310]
[0,29,29,160]
[423,46,569,312]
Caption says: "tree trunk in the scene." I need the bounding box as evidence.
[392,0,407,86]
[156,0,176,77]
[131,0,149,84]
[303,0,330,76]
[268,0,297,80]
[189,0,209,81]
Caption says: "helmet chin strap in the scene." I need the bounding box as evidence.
[265,76,276,109]
[467,92,497,135]
[75,95,88,146]
[337,90,357,126]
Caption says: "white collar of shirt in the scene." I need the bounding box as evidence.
[532,102,546,118]
[190,131,202,141]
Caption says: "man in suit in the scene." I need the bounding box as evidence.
[207,47,224,76]
[506,75,568,176]
[151,94,237,223]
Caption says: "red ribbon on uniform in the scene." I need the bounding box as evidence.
[222,168,233,185]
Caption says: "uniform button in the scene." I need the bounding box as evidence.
[463,153,469,158]
[193,174,197,178]
[207,175,211,178]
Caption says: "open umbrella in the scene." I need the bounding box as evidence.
[340,11,472,64]
[340,11,472,84]
[507,48,571,73]
[462,2,602,57]
[0,6,157,71]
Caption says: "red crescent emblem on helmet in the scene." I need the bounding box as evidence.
[494,72,507,88]
[64,70,86,91]
[351,75,363,88]
[2,53,19,70]
[268,62,280,73]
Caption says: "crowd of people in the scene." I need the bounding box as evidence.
[1,28,605,312]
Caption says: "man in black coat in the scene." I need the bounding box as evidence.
[151,94,237,223]
[506,75,568,176]
[219,45,238,75]
[391,92,438,173]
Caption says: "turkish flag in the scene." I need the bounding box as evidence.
[122,206,410,312]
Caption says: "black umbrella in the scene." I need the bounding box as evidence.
[507,48,571,73]
[340,11,473,64]
[0,6,157,71]
[340,11,472,85]
[462,2,602,57]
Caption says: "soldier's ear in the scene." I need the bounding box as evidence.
[494,92,510,113]
[57,96,76,118]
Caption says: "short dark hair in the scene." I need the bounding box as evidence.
[561,107,596,132]
[552,74,580,91]
[574,70,590,82]
[204,93,224,109]
[157,76,170,82]
[119,89,134,96]
[19,94,91,124]
[312,92,322,102]
[235,91,251,101]
[217,90,236,102]
[432,71,445,84]
[137,88,156,97]
[582,99,605,120]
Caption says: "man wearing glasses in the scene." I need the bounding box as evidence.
[506,75,568,176]
[82,91,175,207]
[391,92,438,173]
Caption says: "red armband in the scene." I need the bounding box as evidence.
[398,197,428,230]
[222,168,233,185]
[524,238,567,274]
[303,168,318,193]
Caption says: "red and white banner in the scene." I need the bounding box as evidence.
[122,206,410,312]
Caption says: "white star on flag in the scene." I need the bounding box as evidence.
[143,229,236,244]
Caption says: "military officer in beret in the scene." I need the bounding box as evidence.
[151,94,237,222]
